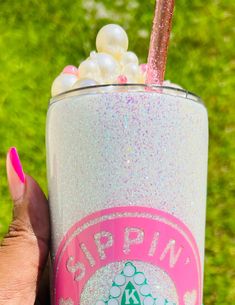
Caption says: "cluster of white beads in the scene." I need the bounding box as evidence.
[51,24,147,97]
[51,24,182,97]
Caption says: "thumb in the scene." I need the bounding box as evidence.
[0,148,50,305]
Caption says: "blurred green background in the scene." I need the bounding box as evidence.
[0,0,234,303]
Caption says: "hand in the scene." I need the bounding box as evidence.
[0,147,50,305]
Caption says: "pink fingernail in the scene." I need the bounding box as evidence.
[6,147,25,201]
[8,147,25,183]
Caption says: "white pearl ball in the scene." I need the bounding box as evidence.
[51,74,77,96]
[120,51,139,66]
[89,50,97,59]
[79,58,101,80]
[71,78,98,89]
[96,24,128,60]
[138,73,146,83]
[95,53,120,82]
[122,63,141,83]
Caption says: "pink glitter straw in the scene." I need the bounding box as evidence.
[146,0,175,85]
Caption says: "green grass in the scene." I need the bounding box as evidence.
[0,0,234,303]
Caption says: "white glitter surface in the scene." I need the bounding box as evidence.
[46,89,208,273]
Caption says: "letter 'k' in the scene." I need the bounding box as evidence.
[125,289,138,304]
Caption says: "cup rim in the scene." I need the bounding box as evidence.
[49,83,203,106]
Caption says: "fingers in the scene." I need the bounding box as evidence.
[0,148,50,305]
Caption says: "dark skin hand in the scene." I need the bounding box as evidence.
[0,148,50,305]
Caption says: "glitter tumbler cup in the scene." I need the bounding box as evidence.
[46,85,208,305]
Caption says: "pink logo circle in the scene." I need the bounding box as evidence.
[54,206,202,305]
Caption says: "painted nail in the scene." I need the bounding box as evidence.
[6,147,26,201]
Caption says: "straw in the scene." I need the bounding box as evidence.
[146,0,175,85]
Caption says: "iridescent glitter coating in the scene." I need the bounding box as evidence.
[47,86,207,256]
[46,85,208,304]
[146,0,175,84]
